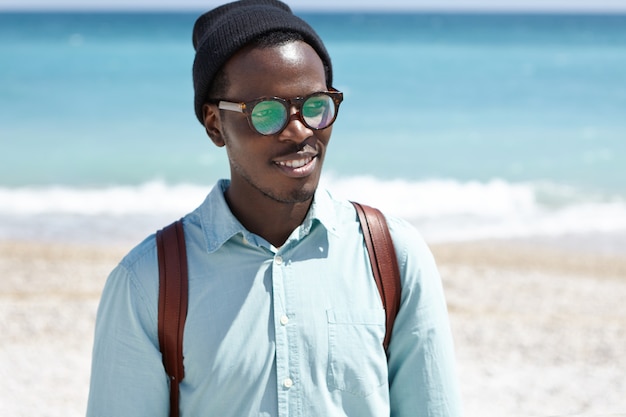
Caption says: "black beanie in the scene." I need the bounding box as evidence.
[192,0,333,124]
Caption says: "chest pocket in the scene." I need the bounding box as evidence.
[326,308,388,397]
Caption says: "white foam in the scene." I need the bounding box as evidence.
[321,175,626,242]
[1,177,625,244]
[0,181,208,216]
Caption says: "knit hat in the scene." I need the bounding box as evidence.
[192,0,333,124]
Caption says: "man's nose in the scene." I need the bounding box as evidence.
[278,108,313,142]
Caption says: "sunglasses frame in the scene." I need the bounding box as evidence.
[212,89,344,136]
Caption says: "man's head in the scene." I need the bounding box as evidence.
[192,0,333,125]
[202,39,333,205]
[190,0,340,208]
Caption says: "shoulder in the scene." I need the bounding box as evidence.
[101,231,161,312]
[112,212,204,293]
[378,212,441,297]
[118,233,158,277]
[384,214,433,264]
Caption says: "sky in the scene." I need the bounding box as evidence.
[1,0,626,12]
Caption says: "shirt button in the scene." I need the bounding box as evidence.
[275,255,283,265]
[283,378,293,389]
[280,315,289,326]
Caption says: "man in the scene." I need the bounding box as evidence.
[86,1,463,416]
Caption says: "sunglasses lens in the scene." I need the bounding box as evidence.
[302,93,336,129]
[251,100,287,135]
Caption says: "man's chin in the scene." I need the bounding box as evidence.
[263,182,318,205]
[269,190,315,205]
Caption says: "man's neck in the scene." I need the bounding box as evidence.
[224,187,313,248]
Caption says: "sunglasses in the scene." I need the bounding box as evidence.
[212,90,343,136]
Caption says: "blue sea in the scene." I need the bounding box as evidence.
[1,11,626,247]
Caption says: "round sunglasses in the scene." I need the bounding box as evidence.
[212,90,343,136]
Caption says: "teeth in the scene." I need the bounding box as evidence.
[277,157,311,169]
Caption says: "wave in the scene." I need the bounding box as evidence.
[321,175,626,242]
[1,177,626,244]
[0,182,210,216]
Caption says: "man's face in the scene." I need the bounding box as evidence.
[209,40,332,205]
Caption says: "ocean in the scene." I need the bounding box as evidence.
[1,11,625,247]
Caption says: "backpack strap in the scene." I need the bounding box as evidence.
[156,219,188,417]
[156,203,401,416]
[351,201,402,352]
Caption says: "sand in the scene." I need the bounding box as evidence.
[432,240,626,417]
[1,239,625,417]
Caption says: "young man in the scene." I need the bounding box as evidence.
[86,1,463,416]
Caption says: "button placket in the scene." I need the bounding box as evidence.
[272,251,292,415]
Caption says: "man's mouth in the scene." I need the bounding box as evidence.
[273,141,320,177]
[276,157,313,169]
[274,153,318,178]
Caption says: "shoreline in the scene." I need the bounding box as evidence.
[431,236,626,279]
[1,238,625,416]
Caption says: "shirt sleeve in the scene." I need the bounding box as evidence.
[86,258,170,417]
[385,218,464,417]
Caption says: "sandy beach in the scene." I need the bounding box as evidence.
[1,238,625,417]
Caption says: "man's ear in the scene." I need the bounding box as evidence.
[202,103,225,147]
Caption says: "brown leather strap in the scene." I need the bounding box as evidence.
[352,201,402,352]
[156,220,188,417]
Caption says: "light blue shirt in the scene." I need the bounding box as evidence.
[87,179,462,417]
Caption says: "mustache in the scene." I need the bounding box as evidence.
[295,137,317,153]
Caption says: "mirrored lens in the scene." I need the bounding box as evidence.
[302,94,336,129]
[251,100,287,135]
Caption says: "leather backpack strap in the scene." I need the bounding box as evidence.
[352,202,402,353]
[156,219,188,417]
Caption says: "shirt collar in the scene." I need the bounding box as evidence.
[199,180,247,253]
[198,179,340,253]
[306,186,339,238]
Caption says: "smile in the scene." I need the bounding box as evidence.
[274,154,318,178]
[276,157,313,169]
